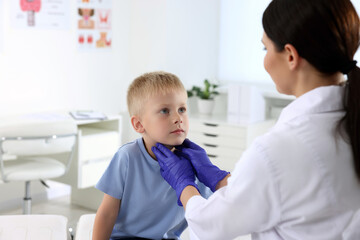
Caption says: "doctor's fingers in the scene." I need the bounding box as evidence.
[151,146,169,168]
[154,143,174,158]
[176,145,206,159]
[174,149,188,159]
[182,138,204,150]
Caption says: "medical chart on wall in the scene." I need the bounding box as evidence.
[11,0,70,29]
[77,0,112,50]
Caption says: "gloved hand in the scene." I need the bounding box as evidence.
[152,143,199,206]
[177,139,229,192]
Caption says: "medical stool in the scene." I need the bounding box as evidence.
[74,214,96,240]
[0,214,68,240]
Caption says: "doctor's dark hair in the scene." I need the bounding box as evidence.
[262,0,360,180]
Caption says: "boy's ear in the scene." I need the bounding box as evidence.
[131,116,145,133]
[284,43,300,71]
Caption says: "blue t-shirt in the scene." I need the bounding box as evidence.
[96,138,211,240]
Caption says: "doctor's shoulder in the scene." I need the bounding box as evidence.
[250,123,302,160]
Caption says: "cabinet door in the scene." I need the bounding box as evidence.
[79,159,110,188]
[209,156,241,172]
[79,127,119,161]
[77,126,120,189]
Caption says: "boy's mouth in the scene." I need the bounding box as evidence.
[170,129,184,134]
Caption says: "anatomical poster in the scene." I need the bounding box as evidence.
[77,0,112,50]
[11,0,70,29]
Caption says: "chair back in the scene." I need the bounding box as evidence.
[2,136,76,156]
[0,112,77,156]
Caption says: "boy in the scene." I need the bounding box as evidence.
[92,71,210,240]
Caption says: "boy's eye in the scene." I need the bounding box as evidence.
[160,108,169,114]
[179,107,186,113]
[263,47,267,51]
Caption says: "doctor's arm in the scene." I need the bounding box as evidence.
[154,140,281,239]
[92,194,120,240]
[184,143,281,239]
[180,174,231,209]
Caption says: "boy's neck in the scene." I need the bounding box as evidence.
[142,137,173,160]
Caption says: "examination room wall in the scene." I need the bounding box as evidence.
[0,0,220,210]
[218,0,360,85]
[0,0,220,118]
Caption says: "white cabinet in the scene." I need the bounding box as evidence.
[57,116,121,210]
[78,127,120,188]
[188,114,275,172]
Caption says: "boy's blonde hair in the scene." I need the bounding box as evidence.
[127,71,186,116]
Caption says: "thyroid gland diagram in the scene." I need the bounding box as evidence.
[97,9,111,29]
[20,0,41,26]
[96,32,111,48]
[78,34,94,45]
[78,8,95,29]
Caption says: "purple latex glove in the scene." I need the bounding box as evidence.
[177,139,229,192]
[152,143,199,206]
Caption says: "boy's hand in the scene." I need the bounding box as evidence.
[176,139,229,192]
[152,143,199,206]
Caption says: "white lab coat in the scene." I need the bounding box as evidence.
[185,86,360,240]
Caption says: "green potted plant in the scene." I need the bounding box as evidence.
[187,79,219,115]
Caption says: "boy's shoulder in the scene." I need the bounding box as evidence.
[115,138,143,161]
[119,138,140,151]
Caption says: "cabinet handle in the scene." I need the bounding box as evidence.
[204,123,218,127]
[204,133,218,137]
[204,143,218,148]
[207,154,218,158]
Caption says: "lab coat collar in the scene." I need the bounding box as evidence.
[277,85,345,125]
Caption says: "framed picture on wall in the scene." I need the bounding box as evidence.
[77,0,112,51]
[10,0,70,29]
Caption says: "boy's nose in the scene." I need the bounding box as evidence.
[174,114,183,124]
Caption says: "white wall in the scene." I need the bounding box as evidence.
[126,0,220,110]
[218,0,271,85]
[218,0,360,85]
[0,0,220,210]
[0,0,220,117]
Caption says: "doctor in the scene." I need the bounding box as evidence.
[152,0,360,239]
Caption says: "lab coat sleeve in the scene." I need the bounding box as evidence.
[185,140,281,240]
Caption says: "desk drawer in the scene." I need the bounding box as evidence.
[209,156,241,172]
[200,143,243,159]
[79,127,119,162]
[190,121,246,137]
[188,132,246,149]
[78,157,110,188]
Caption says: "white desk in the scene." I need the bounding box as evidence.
[57,115,122,210]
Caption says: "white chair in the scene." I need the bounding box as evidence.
[0,112,77,214]
[0,214,68,240]
[75,214,96,240]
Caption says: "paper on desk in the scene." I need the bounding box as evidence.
[69,111,107,120]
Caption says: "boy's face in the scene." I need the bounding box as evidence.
[140,89,189,149]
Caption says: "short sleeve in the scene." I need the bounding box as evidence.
[196,179,212,199]
[95,149,129,199]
